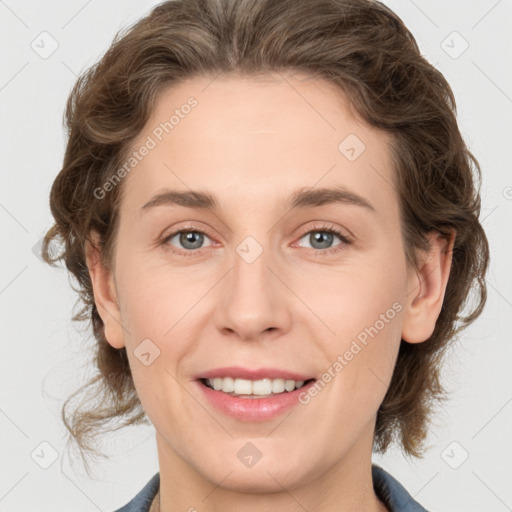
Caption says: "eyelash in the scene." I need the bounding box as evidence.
[160,222,353,257]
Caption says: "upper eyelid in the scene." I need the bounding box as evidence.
[164,223,348,238]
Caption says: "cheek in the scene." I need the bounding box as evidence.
[115,260,208,397]
[311,261,405,396]
[116,266,197,415]
[316,261,405,340]
[117,259,201,339]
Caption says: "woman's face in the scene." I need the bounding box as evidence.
[95,72,429,494]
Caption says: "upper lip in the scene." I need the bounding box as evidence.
[195,366,315,381]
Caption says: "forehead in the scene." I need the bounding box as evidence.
[120,72,398,218]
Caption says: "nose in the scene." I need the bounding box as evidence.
[214,239,292,342]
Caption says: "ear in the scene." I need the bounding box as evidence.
[401,230,455,344]
[85,231,125,349]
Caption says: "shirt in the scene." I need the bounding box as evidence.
[112,464,428,511]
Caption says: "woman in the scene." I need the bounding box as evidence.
[42,0,489,510]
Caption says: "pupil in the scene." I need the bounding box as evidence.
[312,231,332,249]
[181,231,203,249]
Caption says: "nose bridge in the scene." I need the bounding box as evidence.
[215,232,289,339]
[233,235,272,297]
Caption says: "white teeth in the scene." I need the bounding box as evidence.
[221,376,234,393]
[234,378,252,395]
[252,379,272,395]
[271,379,285,393]
[205,377,308,396]
[284,380,296,392]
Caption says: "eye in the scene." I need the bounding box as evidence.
[160,223,352,257]
[162,228,214,254]
[295,225,352,254]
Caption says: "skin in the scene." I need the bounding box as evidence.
[86,72,453,512]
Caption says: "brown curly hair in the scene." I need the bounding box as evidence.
[42,0,489,474]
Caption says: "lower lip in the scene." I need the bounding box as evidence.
[194,379,316,422]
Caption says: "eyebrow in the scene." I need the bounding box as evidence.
[140,185,375,214]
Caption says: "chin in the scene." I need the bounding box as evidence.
[196,451,313,494]
[211,467,302,494]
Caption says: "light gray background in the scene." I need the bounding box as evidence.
[1,0,511,510]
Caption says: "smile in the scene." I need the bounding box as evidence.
[195,376,317,422]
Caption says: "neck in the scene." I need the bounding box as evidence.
[154,423,388,512]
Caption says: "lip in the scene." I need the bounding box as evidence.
[194,366,315,381]
[193,377,317,422]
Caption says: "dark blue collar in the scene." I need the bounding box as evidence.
[372,464,428,511]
